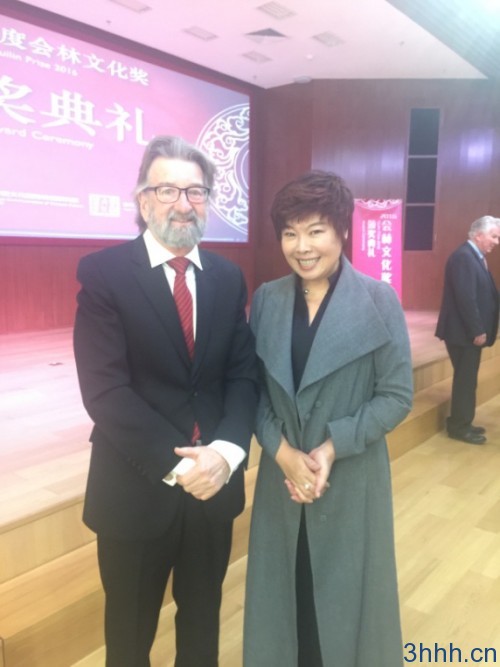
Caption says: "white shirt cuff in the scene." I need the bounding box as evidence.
[208,440,247,479]
[163,440,246,486]
[163,456,195,486]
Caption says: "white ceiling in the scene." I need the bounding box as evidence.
[19,0,485,88]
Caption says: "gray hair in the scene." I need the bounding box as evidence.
[469,215,500,238]
[134,135,216,230]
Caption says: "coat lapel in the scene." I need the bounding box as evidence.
[254,275,296,400]
[298,259,392,392]
[130,237,191,366]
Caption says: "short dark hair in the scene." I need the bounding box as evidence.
[270,170,354,242]
[134,135,216,230]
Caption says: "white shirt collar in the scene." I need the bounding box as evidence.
[143,228,203,270]
[467,239,484,259]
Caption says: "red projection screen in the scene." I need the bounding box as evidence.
[0,13,250,242]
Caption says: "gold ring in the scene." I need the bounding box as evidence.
[304,482,312,490]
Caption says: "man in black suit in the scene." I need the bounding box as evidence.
[436,215,500,444]
[73,136,258,667]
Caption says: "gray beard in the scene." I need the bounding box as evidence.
[148,210,206,249]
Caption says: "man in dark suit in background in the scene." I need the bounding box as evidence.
[73,136,258,667]
[436,215,500,444]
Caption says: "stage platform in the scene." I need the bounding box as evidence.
[0,311,447,531]
[1,313,499,667]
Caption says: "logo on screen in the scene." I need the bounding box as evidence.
[197,103,249,237]
[89,194,121,217]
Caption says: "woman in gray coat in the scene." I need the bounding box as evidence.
[243,171,413,667]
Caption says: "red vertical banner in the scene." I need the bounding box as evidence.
[352,199,403,301]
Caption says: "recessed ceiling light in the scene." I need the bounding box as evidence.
[242,50,272,63]
[108,0,151,13]
[312,31,343,47]
[184,26,218,41]
[257,2,295,19]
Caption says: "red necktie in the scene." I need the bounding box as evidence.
[168,257,200,443]
[168,257,195,359]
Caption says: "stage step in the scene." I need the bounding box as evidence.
[0,438,261,586]
[0,542,102,667]
[0,468,257,667]
[0,498,94,585]
[1,339,499,667]
[388,342,500,460]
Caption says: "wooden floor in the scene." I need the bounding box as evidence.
[71,394,500,667]
[1,312,500,666]
[0,328,91,530]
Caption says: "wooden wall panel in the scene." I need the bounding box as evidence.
[0,243,93,334]
[251,85,314,285]
[0,241,254,334]
[253,79,500,310]
[310,80,410,199]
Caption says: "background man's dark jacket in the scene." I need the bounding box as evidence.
[436,241,499,346]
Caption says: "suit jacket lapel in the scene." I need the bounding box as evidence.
[466,242,486,272]
[131,237,191,366]
[466,242,498,294]
[192,251,216,380]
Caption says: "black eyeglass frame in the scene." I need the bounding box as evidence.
[142,185,211,204]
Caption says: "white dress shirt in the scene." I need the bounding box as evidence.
[467,239,487,267]
[142,230,246,485]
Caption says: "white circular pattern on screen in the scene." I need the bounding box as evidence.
[196,103,249,237]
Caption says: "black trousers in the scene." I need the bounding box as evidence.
[296,508,323,667]
[446,342,482,434]
[97,493,233,667]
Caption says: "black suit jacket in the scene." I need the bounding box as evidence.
[74,236,258,540]
[435,241,499,347]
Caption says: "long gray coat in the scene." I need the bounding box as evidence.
[243,258,413,667]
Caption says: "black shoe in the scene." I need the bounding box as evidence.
[470,424,486,435]
[448,430,486,445]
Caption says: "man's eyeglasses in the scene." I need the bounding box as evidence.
[143,185,210,204]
